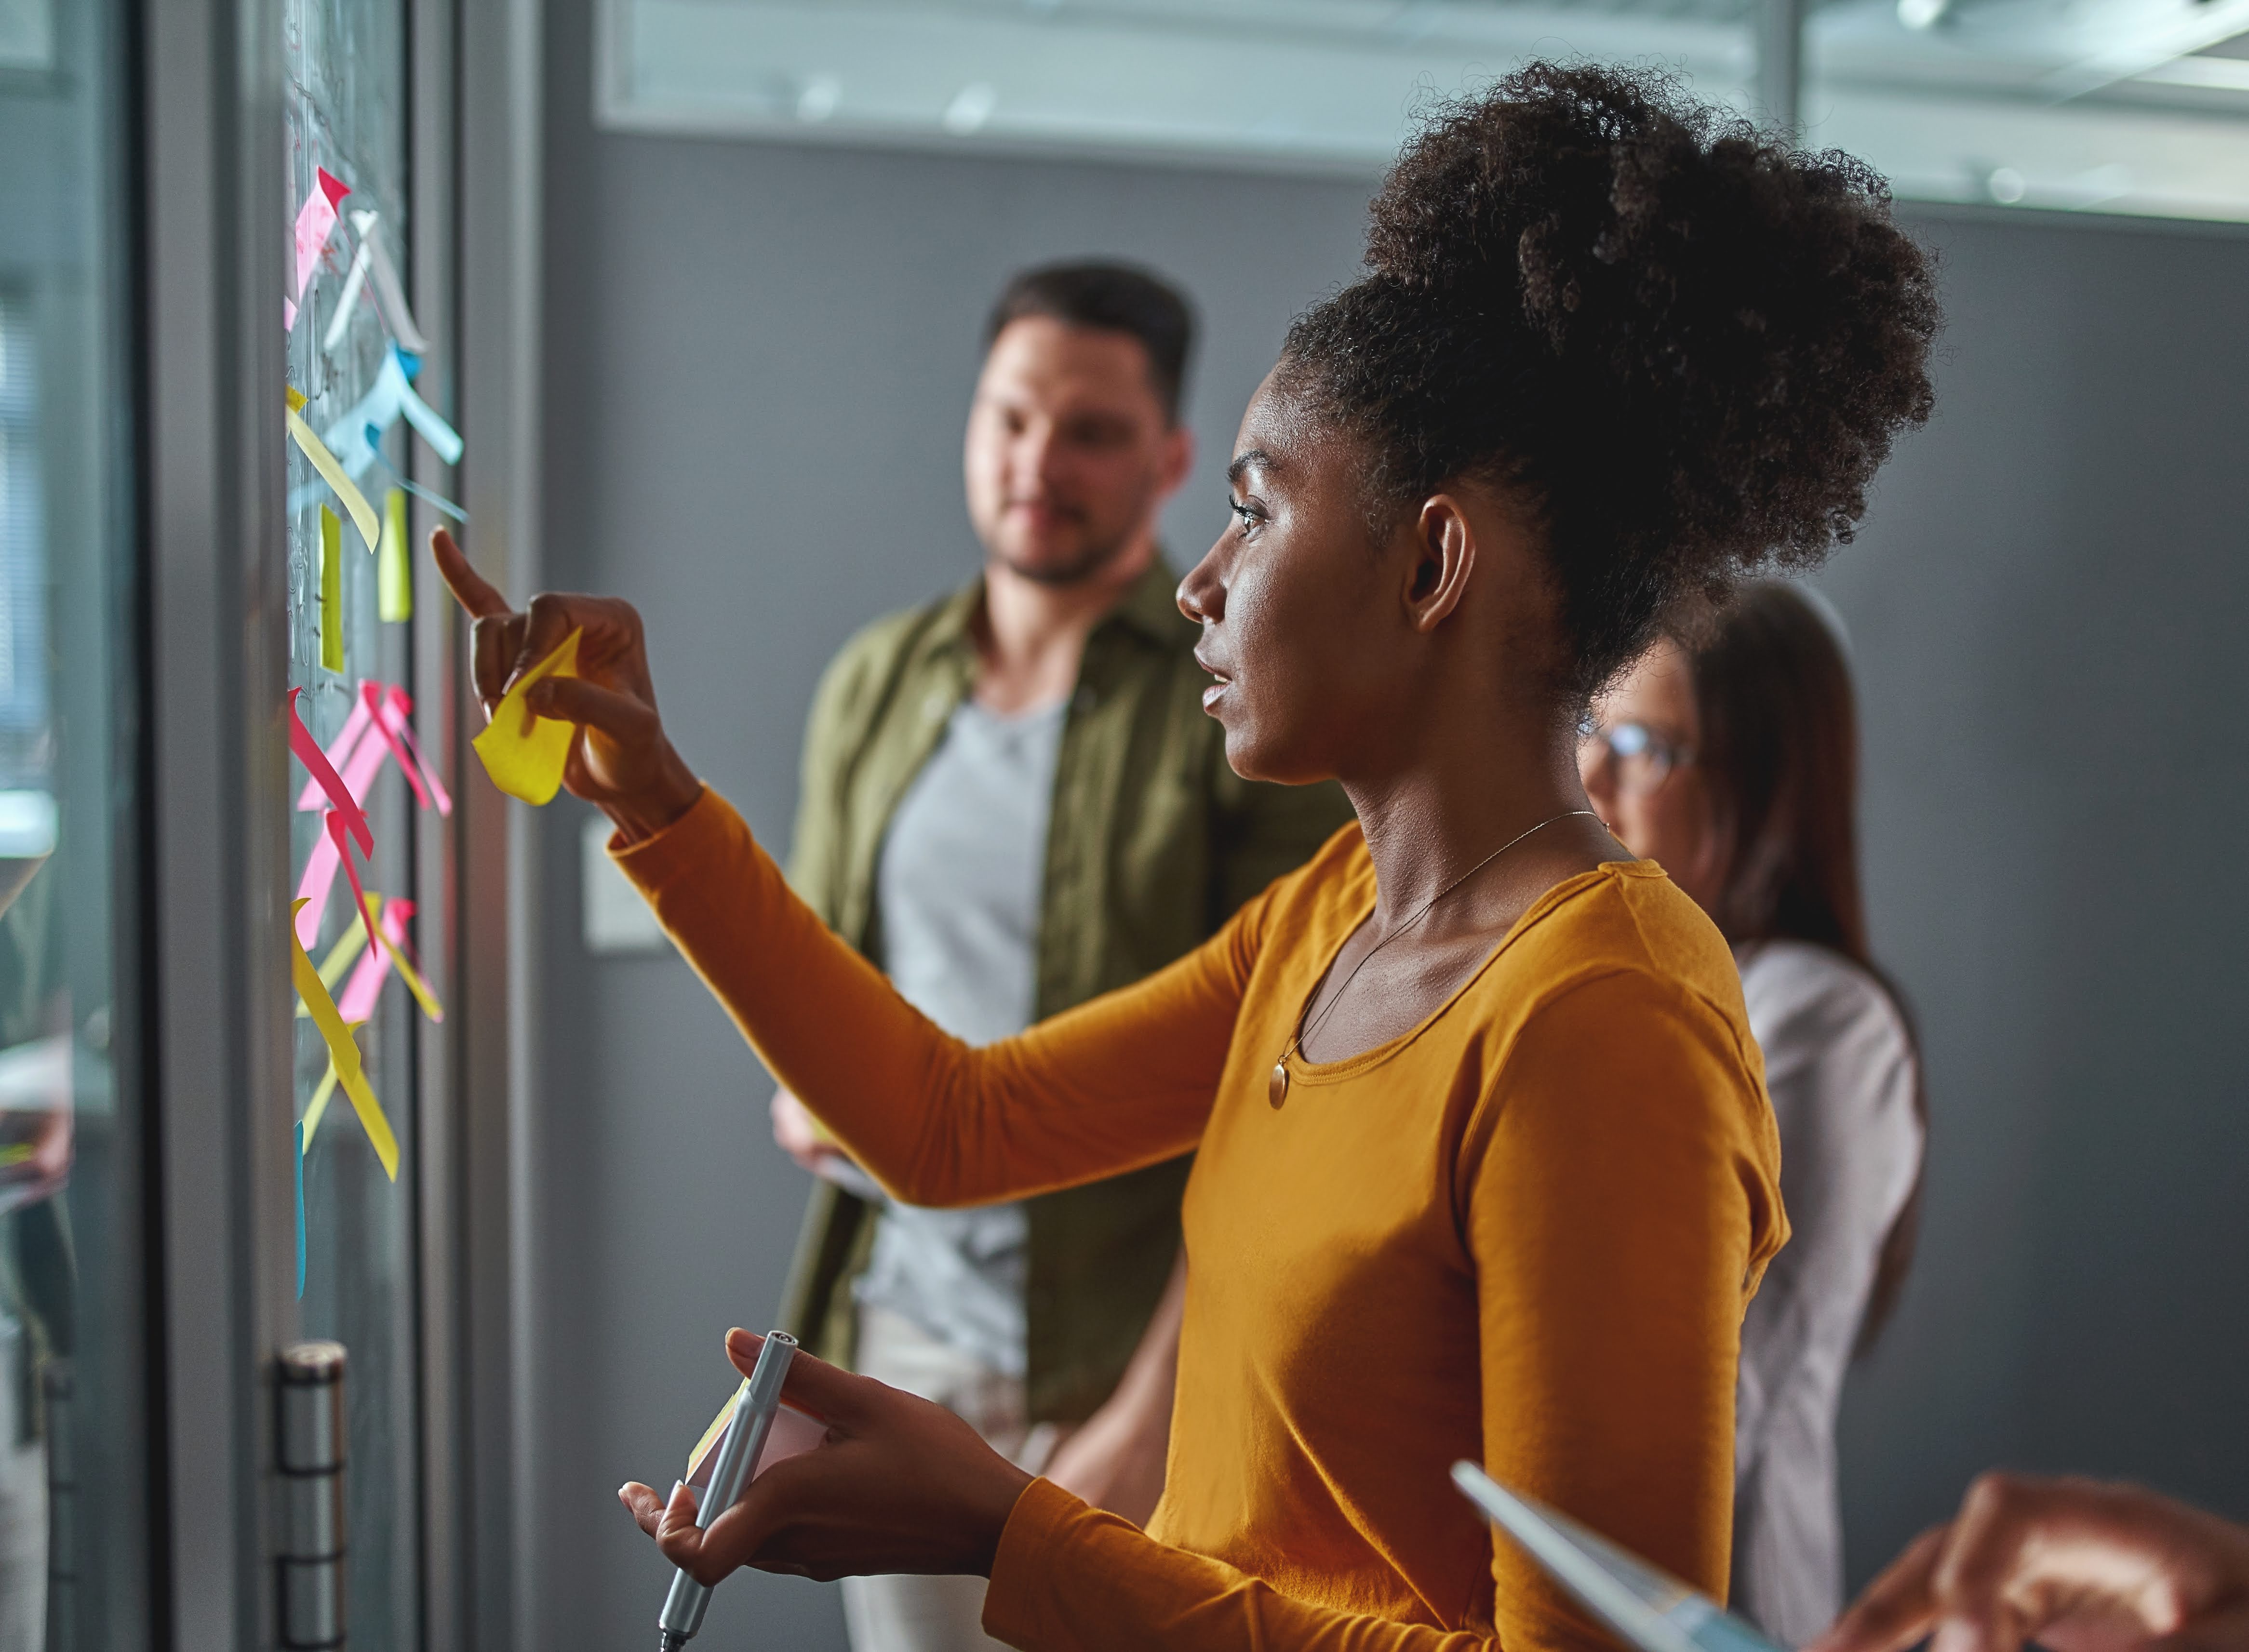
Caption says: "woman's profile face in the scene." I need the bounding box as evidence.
[1177,372,1399,786]
[1581,643,1724,910]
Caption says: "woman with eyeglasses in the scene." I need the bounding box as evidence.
[1580,583,1927,1649]
[441,66,1937,1652]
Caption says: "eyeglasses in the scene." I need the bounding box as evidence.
[1578,720,1695,797]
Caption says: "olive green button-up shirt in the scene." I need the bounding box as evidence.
[775,558,1354,1422]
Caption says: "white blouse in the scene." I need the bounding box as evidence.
[1731,941,1924,1648]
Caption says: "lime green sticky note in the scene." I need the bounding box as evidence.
[319,505,344,672]
[377,488,411,622]
[470,628,583,805]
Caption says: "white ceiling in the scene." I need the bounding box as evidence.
[596,0,2249,221]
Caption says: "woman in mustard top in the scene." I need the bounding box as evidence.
[439,65,1938,1652]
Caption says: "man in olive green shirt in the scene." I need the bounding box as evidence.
[768,263,1350,1652]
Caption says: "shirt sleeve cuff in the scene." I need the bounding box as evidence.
[983,1477,1089,1649]
[606,783,737,904]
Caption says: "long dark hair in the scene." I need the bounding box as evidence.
[1679,581,1925,1352]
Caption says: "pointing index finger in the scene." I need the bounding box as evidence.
[430,528,513,620]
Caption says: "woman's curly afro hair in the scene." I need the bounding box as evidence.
[1281,62,1940,701]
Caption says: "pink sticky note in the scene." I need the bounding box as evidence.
[335,915,397,1022]
[288,689,372,856]
[327,811,380,955]
[339,707,392,801]
[290,167,352,319]
[361,681,431,811]
[382,687,451,817]
[684,1401,828,1501]
[294,829,342,950]
[297,692,374,811]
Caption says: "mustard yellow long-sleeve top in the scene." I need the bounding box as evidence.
[616,789,1786,1652]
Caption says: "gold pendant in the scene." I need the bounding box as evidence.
[1268,1061,1289,1109]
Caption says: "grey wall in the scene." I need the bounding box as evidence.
[529,1,2249,1645]
[1824,208,2249,1568]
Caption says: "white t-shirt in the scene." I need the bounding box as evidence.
[851,697,1067,1380]
[1731,940,1923,1647]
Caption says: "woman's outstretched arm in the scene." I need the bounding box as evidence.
[430,537,1257,1207]
[613,785,1257,1206]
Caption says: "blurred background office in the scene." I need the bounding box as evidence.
[6,0,2248,1648]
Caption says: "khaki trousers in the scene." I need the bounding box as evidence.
[841,1306,1069,1652]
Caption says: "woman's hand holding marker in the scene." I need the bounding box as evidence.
[618,1331,1033,1588]
[430,528,703,840]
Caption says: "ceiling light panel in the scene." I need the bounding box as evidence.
[598,0,2249,220]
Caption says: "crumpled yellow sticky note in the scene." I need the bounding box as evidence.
[471,627,583,805]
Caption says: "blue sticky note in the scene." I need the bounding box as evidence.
[366,432,469,522]
[317,344,462,481]
[388,343,463,465]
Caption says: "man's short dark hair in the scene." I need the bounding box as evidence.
[985,261,1196,424]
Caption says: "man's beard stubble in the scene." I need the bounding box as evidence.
[994,520,1138,589]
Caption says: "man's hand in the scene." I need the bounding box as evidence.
[618,1330,1034,1585]
[1813,1474,2249,1652]
[0,1106,72,1206]
[770,1087,850,1178]
[430,528,702,840]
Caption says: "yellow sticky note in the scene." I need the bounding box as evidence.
[687,1380,750,1475]
[286,400,380,550]
[377,488,411,622]
[303,1062,340,1144]
[301,1027,358,1146]
[290,900,400,1180]
[296,894,376,1017]
[470,628,582,805]
[381,928,444,1023]
[319,506,344,672]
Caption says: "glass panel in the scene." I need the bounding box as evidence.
[284,1,427,1647]
[0,1,147,1649]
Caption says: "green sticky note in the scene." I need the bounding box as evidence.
[377,487,411,622]
[320,504,344,672]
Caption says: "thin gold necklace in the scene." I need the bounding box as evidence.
[1268,808,1598,1109]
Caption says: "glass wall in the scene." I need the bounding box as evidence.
[284,0,437,1646]
[2,0,482,1641]
[0,0,149,1649]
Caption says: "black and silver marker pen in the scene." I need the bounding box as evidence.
[657,1330,799,1652]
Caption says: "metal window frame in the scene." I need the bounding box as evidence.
[143,0,295,1646]
[418,2,546,1651]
